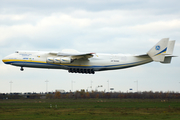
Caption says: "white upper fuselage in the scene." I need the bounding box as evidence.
[2,50,152,72]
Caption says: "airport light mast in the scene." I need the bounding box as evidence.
[71,81,75,92]
[9,81,13,93]
[134,80,138,92]
[45,80,49,93]
[107,80,109,92]
[91,81,93,91]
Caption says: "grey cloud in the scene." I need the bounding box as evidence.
[1,0,180,14]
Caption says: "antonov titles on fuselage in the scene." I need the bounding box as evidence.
[2,38,176,74]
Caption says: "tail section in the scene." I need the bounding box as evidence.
[147,38,176,63]
[166,40,175,55]
[147,38,169,62]
[160,56,173,64]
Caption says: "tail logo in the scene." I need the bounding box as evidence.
[155,45,160,50]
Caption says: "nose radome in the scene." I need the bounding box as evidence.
[2,57,7,64]
[2,58,4,63]
[2,56,10,64]
[2,53,16,64]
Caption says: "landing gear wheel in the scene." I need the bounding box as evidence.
[20,67,24,71]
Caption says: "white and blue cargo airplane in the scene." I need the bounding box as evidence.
[2,38,176,74]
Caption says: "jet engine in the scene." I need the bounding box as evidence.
[46,57,54,63]
[54,57,61,63]
[46,57,72,64]
[59,57,72,64]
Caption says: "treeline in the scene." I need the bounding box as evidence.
[1,90,180,99]
[51,90,180,99]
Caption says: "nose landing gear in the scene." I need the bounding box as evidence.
[20,67,24,71]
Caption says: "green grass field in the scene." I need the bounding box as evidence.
[0,99,180,120]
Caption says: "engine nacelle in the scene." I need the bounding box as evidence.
[54,57,61,63]
[60,57,72,64]
[46,57,54,63]
[46,57,72,64]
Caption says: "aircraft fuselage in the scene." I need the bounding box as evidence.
[2,51,152,74]
[2,38,176,74]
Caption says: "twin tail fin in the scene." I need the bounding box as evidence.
[147,38,176,63]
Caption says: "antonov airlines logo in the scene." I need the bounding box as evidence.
[155,45,160,50]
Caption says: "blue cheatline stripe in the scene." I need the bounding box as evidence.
[155,47,167,56]
[4,59,151,68]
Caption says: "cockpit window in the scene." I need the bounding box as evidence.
[15,51,19,53]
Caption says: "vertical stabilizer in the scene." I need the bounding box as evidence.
[147,38,169,62]
[166,40,175,55]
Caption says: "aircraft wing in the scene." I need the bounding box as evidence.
[49,52,95,59]
[58,52,95,59]
[134,54,149,57]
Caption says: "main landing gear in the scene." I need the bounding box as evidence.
[20,67,24,71]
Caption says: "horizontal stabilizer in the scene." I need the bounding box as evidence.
[160,56,177,64]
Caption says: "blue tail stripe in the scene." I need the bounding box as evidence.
[155,47,167,56]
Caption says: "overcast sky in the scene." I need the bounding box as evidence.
[0,0,180,93]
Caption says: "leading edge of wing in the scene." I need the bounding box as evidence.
[49,52,95,59]
[57,52,95,57]
[134,54,149,57]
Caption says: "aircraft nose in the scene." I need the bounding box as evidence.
[2,57,6,63]
[2,56,9,64]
